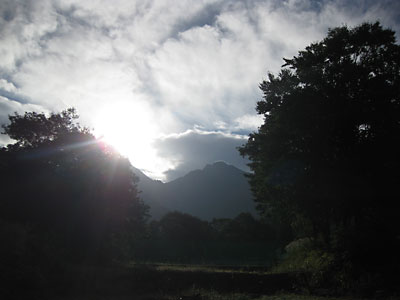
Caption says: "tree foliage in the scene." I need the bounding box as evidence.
[211,213,276,242]
[157,211,213,241]
[239,22,400,283]
[0,108,148,263]
[2,108,87,149]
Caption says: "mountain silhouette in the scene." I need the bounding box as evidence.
[133,161,256,220]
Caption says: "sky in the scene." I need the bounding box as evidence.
[1,0,399,181]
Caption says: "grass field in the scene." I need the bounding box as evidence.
[54,292,372,300]
[48,263,399,300]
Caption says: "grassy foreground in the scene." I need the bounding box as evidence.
[47,263,398,300]
[55,292,369,300]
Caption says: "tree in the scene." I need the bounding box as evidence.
[211,213,276,242]
[2,108,86,149]
[239,22,400,280]
[157,211,213,241]
[0,108,149,262]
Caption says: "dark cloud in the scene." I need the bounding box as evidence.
[0,0,17,22]
[171,1,223,37]
[0,86,31,105]
[154,129,249,181]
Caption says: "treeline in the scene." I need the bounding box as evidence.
[134,211,283,265]
[150,211,274,242]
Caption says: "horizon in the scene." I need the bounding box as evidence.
[134,159,246,183]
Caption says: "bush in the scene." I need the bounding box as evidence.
[273,238,336,294]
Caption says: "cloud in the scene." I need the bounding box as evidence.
[147,9,268,130]
[0,0,58,72]
[0,79,17,93]
[0,0,399,179]
[154,128,249,181]
[146,0,400,133]
[233,114,264,132]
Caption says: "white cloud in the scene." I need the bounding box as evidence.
[148,10,267,129]
[233,114,264,131]
[0,79,17,93]
[0,0,399,178]
[0,0,58,71]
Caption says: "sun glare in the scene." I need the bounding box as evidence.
[93,101,164,177]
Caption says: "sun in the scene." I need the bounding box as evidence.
[93,101,159,171]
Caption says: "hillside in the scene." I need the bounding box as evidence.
[133,162,256,220]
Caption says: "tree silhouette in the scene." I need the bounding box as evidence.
[157,211,213,241]
[2,108,86,149]
[211,213,276,242]
[239,22,400,282]
[0,108,148,262]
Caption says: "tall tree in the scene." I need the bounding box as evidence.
[1,108,148,262]
[2,108,86,149]
[239,22,400,265]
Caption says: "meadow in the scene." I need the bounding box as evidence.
[49,263,398,300]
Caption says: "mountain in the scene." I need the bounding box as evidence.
[133,161,256,220]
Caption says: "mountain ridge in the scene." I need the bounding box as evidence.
[132,161,256,220]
